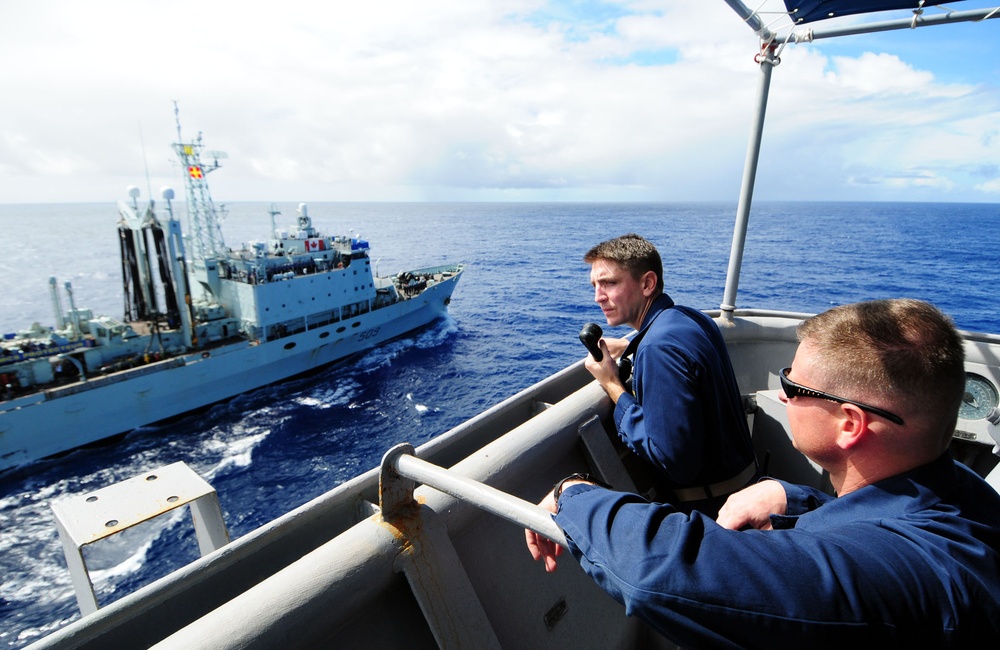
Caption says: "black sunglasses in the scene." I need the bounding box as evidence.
[779,368,904,426]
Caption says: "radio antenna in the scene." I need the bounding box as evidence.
[138,119,153,201]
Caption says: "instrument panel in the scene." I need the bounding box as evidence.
[954,368,1000,446]
[959,373,999,421]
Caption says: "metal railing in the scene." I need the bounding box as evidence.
[380,443,568,547]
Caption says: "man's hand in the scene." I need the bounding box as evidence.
[602,336,630,360]
[584,339,627,403]
[524,490,562,572]
[716,480,787,531]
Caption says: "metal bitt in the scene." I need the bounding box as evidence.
[50,462,229,616]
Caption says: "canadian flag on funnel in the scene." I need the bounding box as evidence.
[305,238,326,252]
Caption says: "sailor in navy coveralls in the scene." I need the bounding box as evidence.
[529,299,1000,648]
[583,234,757,516]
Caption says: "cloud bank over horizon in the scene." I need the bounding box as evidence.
[1,0,998,204]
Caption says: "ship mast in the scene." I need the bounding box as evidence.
[171,101,227,261]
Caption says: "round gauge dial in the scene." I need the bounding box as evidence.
[958,373,999,421]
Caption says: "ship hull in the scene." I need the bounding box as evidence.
[0,274,460,473]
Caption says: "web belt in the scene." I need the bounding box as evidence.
[672,461,758,502]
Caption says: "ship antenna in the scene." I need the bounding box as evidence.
[269,203,281,238]
[138,119,153,200]
[173,100,182,142]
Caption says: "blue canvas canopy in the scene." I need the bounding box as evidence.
[782,1,966,24]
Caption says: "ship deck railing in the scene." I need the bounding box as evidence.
[0,339,95,368]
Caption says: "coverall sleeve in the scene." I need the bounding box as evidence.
[613,341,703,485]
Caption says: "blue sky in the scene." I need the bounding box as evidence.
[0,0,997,203]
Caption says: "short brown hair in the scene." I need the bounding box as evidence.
[584,233,664,294]
[798,299,965,449]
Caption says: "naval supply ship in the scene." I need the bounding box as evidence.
[0,107,464,473]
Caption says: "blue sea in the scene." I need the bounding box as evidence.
[0,201,997,647]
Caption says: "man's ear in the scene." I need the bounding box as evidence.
[836,403,869,450]
[640,271,658,297]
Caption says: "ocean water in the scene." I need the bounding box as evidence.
[0,200,997,646]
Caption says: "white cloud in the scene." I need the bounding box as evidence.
[976,178,1000,194]
[0,0,997,203]
[827,52,935,94]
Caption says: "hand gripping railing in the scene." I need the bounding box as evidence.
[379,443,569,547]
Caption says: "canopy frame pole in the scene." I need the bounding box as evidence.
[720,41,777,324]
[779,6,1000,43]
[717,0,999,324]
